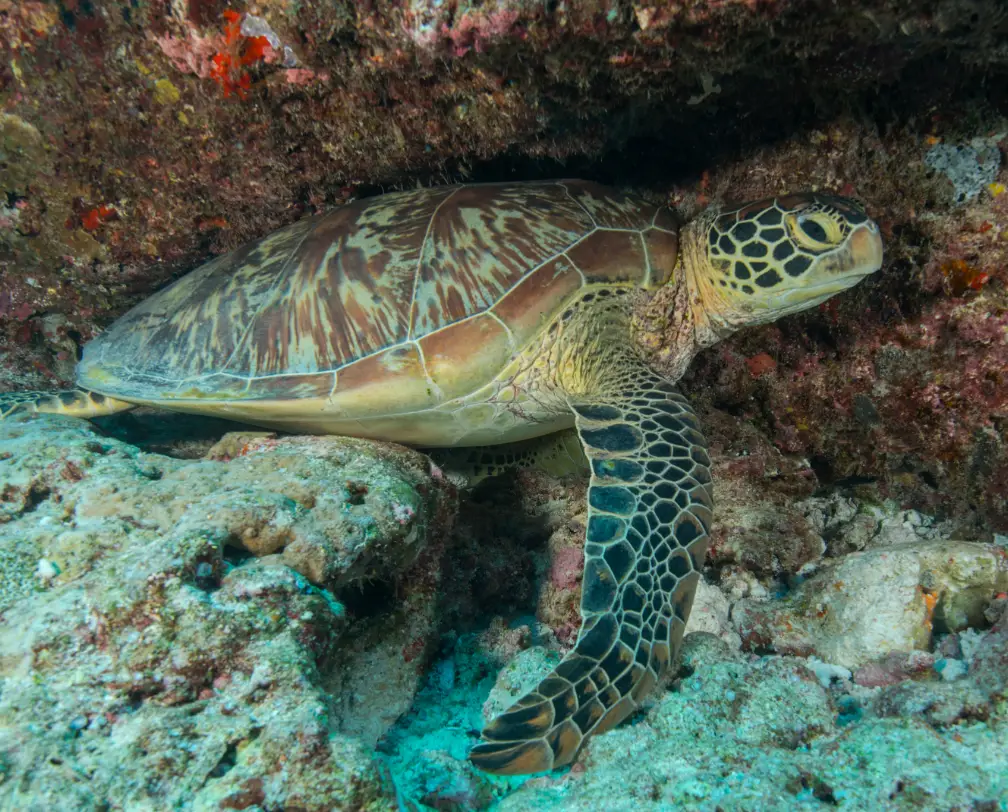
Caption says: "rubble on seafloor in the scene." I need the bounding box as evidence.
[1,413,1006,810]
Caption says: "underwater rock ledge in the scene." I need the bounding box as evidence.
[1,411,1006,809]
[0,414,455,810]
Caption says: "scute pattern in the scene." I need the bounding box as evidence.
[79,181,672,404]
[81,217,319,387]
[564,183,662,230]
[240,187,453,377]
[409,184,593,338]
[469,363,713,775]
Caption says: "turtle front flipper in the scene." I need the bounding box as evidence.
[0,389,134,420]
[469,373,713,775]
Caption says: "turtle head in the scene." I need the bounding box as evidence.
[683,193,883,341]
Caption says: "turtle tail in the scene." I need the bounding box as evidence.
[0,389,134,420]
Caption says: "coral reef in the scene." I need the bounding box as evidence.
[382,582,1008,810]
[490,622,1008,811]
[0,414,455,810]
[2,413,1006,809]
[378,475,1008,809]
[1,0,1008,807]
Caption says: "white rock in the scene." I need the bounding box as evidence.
[685,580,741,650]
[735,540,1008,670]
[35,559,60,582]
[935,658,968,682]
[806,656,853,688]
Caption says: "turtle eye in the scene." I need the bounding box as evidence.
[788,212,841,251]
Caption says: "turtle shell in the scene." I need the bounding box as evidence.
[79,181,680,423]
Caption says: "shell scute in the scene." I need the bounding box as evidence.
[418,313,514,401]
[642,224,680,289]
[78,181,677,414]
[408,184,593,340]
[240,187,453,377]
[562,180,659,230]
[329,344,435,417]
[81,217,318,389]
[492,255,584,347]
[233,371,335,401]
[566,230,649,285]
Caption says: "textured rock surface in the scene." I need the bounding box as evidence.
[491,625,1008,811]
[1,414,1006,809]
[0,414,455,810]
[733,540,1008,668]
[384,619,1008,811]
[373,475,1008,809]
[1,0,1007,536]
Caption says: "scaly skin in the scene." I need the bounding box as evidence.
[470,288,715,774]
[0,389,133,420]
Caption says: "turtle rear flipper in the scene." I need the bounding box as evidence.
[0,389,134,420]
[428,429,588,488]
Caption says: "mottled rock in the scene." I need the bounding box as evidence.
[863,609,1008,728]
[853,650,938,689]
[925,138,1003,204]
[495,638,1008,810]
[0,417,451,598]
[482,645,561,723]
[733,540,1008,669]
[0,414,455,810]
[709,497,825,577]
[325,545,447,748]
[684,580,741,651]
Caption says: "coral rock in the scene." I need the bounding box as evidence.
[733,540,1008,669]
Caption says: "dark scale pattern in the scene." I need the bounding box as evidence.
[706,194,863,296]
[469,366,713,775]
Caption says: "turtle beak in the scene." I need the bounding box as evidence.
[847,221,884,278]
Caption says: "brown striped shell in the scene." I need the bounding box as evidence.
[78,181,680,416]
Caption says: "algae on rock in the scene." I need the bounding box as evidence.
[0,414,455,811]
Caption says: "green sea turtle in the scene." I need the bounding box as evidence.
[0,181,882,774]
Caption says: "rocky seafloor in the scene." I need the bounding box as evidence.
[1,0,1008,810]
[0,410,1006,811]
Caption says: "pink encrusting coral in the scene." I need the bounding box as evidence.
[547,545,583,591]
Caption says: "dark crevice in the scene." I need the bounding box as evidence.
[337,577,397,619]
[10,482,51,516]
[809,455,835,486]
[222,545,255,568]
[209,742,238,778]
[833,475,878,489]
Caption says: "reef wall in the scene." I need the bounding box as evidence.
[1,1,1006,523]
